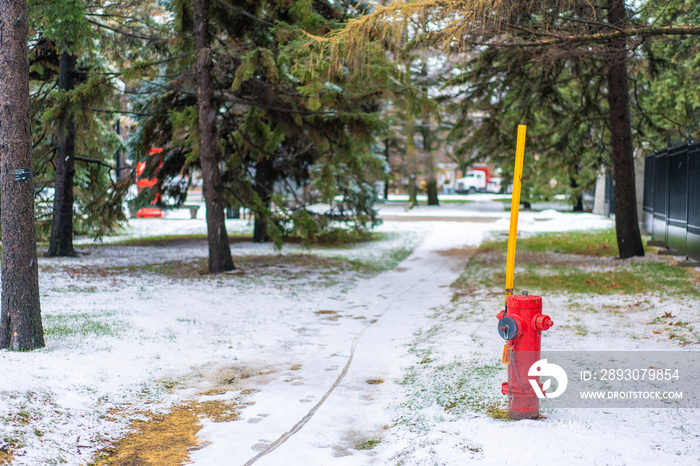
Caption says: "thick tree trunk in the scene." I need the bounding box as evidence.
[193,0,235,273]
[404,62,418,208]
[422,119,439,206]
[0,0,45,350]
[570,176,584,212]
[253,156,274,243]
[607,0,645,258]
[384,138,390,200]
[47,48,77,257]
[426,180,439,205]
[406,116,418,207]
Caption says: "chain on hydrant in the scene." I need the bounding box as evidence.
[497,295,553,419]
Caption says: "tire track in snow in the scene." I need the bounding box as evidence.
[241,224,483,465]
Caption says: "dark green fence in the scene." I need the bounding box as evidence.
[643,142,700,262]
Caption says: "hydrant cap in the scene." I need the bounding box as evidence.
[535,314,554,331]
[507,295,542,309]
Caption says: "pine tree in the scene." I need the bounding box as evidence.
[30,0,147,249]
[130,0,391,248]
[324,0,700,258]
[606,0,644,257]
[634,0,700,144]
[47,47,79,257]
[0,0,44,350]
[193,0,235,272]
[30,0,90,256]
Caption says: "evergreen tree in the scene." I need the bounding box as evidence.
[0,0,44,350]
[131,0,391,249]
[446,38,607,210]
[193,0,235,272]
[634,0,700,144]
[30,0,152,248]
[606,0,643,257]
[48,47,79,257]
[325,0,700,258]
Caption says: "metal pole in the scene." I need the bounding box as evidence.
[505,125,527,306]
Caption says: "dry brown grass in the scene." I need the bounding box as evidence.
[436,246,478,258]
[92,407,202,466]
[0,450,13,465]
[92,398,240,466]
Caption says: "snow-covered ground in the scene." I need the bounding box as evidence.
[1,203,699,466]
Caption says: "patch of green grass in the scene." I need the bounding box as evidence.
[558,323,590,336]
[434,361,504,414]
[44,312,124,339]
[112,234,251,247]
[114,230,385,249]
[521,229,622,256]
[505,263,700,297]
[639,262,700,296]
[80,241,413,281]
[498,266,646,295]
[388,245,414,266]
[455,245,700,298]
[485,405,513,420]
[2,435,24,449]
[285,229,379,248]
[118,259,206,277]
[355,439,381,450]
[452,260,499,293]
[479,229,632,257]
[436,199,476,204]
[46,458,68,465]
[397,354,506,431]
[399,324,507,430]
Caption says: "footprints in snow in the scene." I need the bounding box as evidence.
[283,364,333,403]
[247,413,269,424]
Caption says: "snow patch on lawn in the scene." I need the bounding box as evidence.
[2,208,697,466]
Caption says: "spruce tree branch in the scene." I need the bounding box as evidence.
[32,147,57,176]
[214,0,277,28]
[557,16,625,34]
[92,108,162,117]
[237,132,274,157]
[87,19,167,42]
[223,185,253,212]
[487,25,700,48]
[90,53,193,78]
[218,92,335,115]
[137,53,195,67]
[75,155,115,170]
[634,110,695,132]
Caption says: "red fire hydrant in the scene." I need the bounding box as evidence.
[496,294,553,419]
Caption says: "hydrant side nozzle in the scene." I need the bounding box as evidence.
[497,310,506,320]
[497,315,519,340]
[535,314,553,331]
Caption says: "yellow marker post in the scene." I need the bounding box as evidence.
[505,125,527,306]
